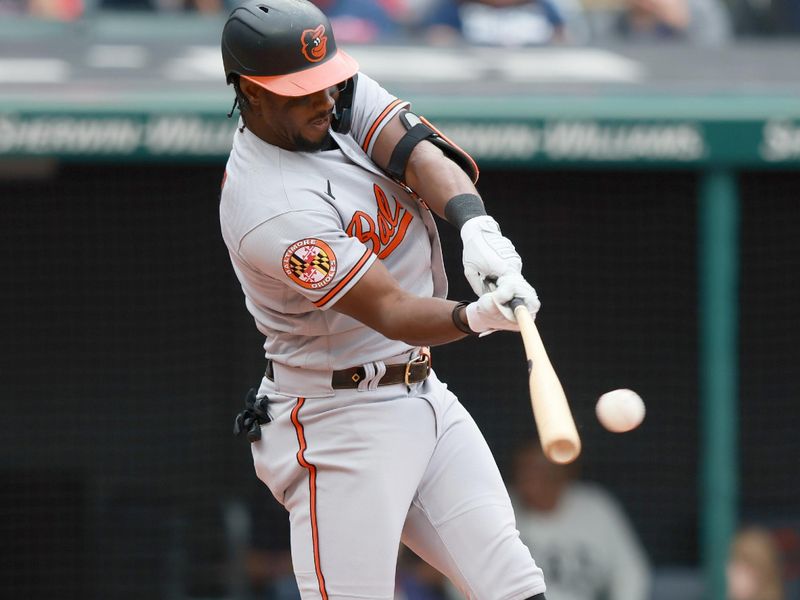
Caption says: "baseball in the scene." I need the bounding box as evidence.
[596,389,646,433]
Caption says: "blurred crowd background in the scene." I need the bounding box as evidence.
[2,1,800,600]
[1,0,800,44]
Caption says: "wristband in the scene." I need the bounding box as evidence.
[444,193,486,229]
[451,301,478,335]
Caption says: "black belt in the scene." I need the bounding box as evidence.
[265,354,431,389]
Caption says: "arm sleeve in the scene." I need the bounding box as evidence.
[238,209,377,310]
[347,72,410,158]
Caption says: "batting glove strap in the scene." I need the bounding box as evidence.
[460,215,523,297]
[465,295,515,336]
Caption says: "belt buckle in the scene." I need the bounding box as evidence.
[404,352,430,386]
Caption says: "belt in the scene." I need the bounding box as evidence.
[265,353,431,389]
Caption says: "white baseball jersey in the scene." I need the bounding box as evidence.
[221,72,546,600]
[220,72,447,370]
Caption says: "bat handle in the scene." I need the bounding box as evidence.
[509,297,526,311]
[509,298,533,326]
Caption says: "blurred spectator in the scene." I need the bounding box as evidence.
[189,0,224,13]
[0,0,83,18]
[727,526,785,600]
[395,547,452,600]
[583,0,733,45]
[509,440,651,600]
[242,491,299,600]
[422,0,581,45]
[0,0,27,15]
[97,0,224,12]
[728,0,800,36]
[311,0,403,43]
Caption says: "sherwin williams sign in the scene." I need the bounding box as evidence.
[0,112,799,167]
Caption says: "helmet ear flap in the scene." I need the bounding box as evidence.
[332,75,357,135]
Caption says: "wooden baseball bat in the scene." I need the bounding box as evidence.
[510,298,581,464]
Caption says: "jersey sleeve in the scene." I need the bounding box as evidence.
[347,72,410,158]
[238,209,377,310]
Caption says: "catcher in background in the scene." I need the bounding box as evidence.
[221,0,544,598]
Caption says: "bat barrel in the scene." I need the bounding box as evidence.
[510,300,583,466]
[543,438,581,465]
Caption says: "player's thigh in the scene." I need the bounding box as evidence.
[281,392,437,599]
[401,400,545,600]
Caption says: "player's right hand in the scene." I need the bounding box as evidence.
[460,216,523,296]
[465,273,540,335]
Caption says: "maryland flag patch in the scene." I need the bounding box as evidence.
[282,239,337,290]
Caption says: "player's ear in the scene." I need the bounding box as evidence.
[238,77,264,111]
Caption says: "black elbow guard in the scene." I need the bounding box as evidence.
[386,111,479,185]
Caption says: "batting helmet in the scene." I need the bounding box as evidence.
[221,0,359,97]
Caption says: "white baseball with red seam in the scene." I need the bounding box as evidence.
[596,389,646,433]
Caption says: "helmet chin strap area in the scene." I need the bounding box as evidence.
[226,96,239,119]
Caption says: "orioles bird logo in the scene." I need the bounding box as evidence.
[301,25,328,63]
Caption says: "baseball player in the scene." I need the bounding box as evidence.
[220,1,546,599]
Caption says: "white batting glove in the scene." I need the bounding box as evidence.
[461,216,523,296]
[464,273,540,335]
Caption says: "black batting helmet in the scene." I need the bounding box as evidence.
[221,0,359,97]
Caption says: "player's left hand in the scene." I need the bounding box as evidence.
[460,215,523,296]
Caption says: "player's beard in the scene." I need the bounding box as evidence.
[293,130,333,152]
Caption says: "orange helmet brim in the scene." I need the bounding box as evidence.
[241,49,359,97]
